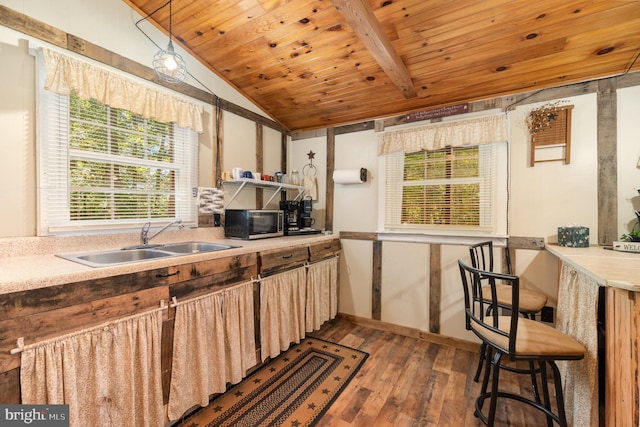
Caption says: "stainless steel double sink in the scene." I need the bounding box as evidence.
[57,241,241,268]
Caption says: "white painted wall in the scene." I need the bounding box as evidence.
[333,130,379,232]
[509,95,599,244]
[0,26,36,236]
[380,241,430,330]
[507,94,599,306]
[338,240,373,319]
[617,86,640,233]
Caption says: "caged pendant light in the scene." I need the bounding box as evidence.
[152,0,187,83]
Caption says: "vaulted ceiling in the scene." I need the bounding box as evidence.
[123,0,640,133]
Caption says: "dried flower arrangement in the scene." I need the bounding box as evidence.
[526,101,567,137]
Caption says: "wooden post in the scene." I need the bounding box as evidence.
[325,128,335,231]
[280,133,287,203]
[372,240,382,321]
[256,123,264,209]
[429,244,441,334]
[214,100,223,187]
[597,78,617,246]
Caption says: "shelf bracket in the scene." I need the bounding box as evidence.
[225,180,247,206]
[264,186,283,207]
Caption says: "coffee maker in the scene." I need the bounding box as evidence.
[280,199,320,235]
[280,200,300,233]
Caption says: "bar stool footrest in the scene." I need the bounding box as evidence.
[474,390,561,426]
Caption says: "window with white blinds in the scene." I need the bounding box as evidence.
[383,142,505,233]
[37,72,198,235]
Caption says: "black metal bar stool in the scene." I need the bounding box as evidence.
[468,241,548,389]
[458,259,585,426]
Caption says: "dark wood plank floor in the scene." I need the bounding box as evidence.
[309,316,554,427]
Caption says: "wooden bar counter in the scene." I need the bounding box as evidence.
[546,244,640,427]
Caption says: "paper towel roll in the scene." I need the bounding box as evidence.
[333,168,367,184]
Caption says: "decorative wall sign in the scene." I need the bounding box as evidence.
[528,104,574,167]
[404,103,469,123]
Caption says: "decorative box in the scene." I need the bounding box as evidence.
[558,226,589,247]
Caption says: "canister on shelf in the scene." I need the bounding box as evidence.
[290,170,300,186]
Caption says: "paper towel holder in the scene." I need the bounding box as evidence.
[358,168,367,182]
[333,168,368,184]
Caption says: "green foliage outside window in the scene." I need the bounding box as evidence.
[68,94,176,221]
[401,146,480,226]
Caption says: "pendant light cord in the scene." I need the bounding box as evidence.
[134,0,221,187]
[134,0,216,96]
[134,0,171,52]
[168,0,173,44]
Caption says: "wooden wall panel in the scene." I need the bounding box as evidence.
[605,287,639,427]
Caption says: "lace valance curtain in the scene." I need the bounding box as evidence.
[40,48,204,133]
[378,113,507,155]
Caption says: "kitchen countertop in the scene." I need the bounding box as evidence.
[0,230,338,294]
[545,243,640,292]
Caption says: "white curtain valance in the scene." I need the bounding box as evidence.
[41,48,204,133]
[378,113,507,155]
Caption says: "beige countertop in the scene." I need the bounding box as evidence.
[0,230,338,295]
[545,243,640,291]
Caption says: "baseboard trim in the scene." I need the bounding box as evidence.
[335,313,478,353]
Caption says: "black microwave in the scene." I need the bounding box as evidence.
[224,209,284,240]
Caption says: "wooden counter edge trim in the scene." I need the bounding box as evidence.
[338,231,544,250]
[336,313,478,353]
[339,231,379,240]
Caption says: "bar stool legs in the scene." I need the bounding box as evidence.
[474,342,487,381]
[475,355,569,427]
[475,343,542,404]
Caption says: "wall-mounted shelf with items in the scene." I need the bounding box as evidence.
[222,178,304,207]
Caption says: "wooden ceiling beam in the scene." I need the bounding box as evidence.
[333,0,417,99]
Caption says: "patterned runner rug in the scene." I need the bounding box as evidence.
[176,337,368,427]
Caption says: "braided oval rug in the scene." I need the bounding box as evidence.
[175,337,368,427]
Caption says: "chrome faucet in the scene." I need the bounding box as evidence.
[140,219,184,245]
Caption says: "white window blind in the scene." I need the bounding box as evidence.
[384,143,503,233]
[36,53,198,235]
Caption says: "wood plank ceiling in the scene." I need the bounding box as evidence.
[123,0,640,133]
